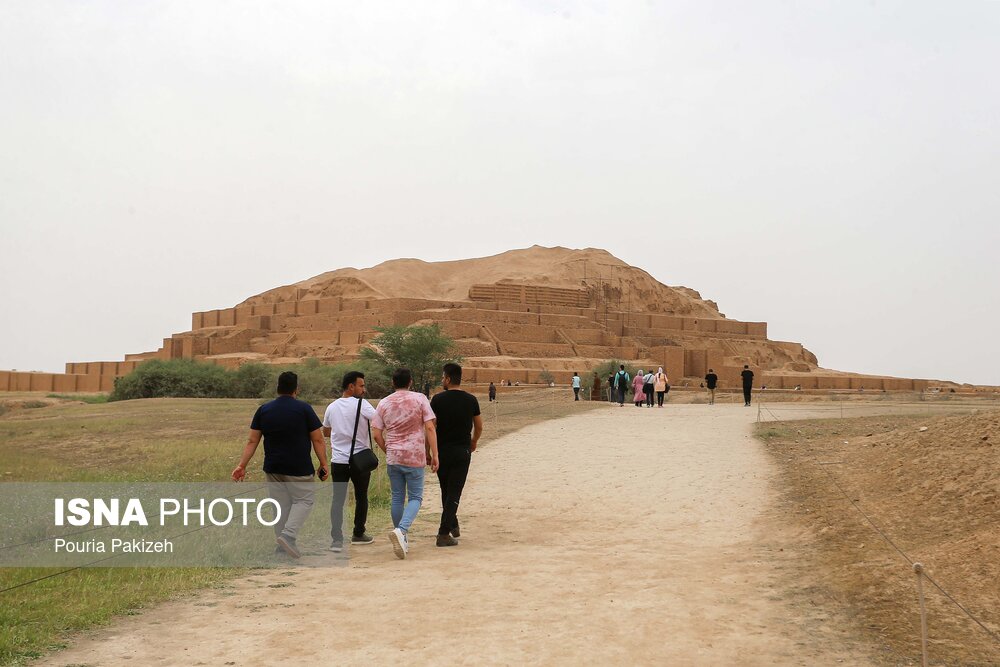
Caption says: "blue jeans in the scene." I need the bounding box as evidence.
[388,464,424,533]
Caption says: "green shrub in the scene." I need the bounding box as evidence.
[360,324,461,393]
[231,363,271,399]
[110,359,235,401]
[588,359,639,394]
[109,358,394,403]
[265,359,392,404]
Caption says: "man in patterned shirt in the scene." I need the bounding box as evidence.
[372,368,439,560]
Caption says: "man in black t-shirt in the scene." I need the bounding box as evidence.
[429,363,483,547]
[704,369,719,405]
[232,371,328,558]
[741,365,754,407]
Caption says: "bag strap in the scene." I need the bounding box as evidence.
[349,397,364,463]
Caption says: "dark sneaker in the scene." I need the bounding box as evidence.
[436,534,458,547]
[329,541,343,553]
[351,533,375,545]
[276,535,300,558]
[450,525,460,539]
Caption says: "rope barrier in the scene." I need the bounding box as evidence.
[756,396,999,654]
[0,524,220,595]
[811,444,1000,651]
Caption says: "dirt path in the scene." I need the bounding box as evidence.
[42,404,884,666]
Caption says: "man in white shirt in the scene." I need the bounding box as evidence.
[322,371,377,552]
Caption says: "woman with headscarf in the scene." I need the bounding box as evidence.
[654,367,669,407]
[632,369,646,407]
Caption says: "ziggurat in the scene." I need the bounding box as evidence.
[0,247,975,393]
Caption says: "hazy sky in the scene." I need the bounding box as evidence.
[2,1,998,385]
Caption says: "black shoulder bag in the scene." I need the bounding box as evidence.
[349,397,379,473]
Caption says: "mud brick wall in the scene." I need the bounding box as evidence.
[488,324,562,344]
[567,329,613,345]
[647,347,685,378]
[850,377,882,390]
[431,309,540,327]
[684,349,709,378]
[502,342,576,358]
[455,340,499,356]
[0,371,106,393]
[469,283,591,308]
[715,366,761,388]
[576,345,636,359]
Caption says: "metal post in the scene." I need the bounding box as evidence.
[914,563,929,667]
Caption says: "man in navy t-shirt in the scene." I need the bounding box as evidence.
[233,371,328,558]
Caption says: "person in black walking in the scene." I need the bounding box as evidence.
[705,368,719,405]
[488,381,497,402]
[430,363,483,547]
[741,365,754,406]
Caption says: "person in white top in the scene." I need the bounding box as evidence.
[322,371,377,551]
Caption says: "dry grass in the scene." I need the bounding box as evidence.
[757,410,1000,665]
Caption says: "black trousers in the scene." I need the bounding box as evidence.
[437,451,471,536]
[644,383,654,406]
[656,391,665,406]
[573,387,580,401]
[743,384,753,405]
[330,462,370,541]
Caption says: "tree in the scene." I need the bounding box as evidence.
[359,324,462,393]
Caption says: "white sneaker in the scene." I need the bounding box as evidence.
[389,528,408,560]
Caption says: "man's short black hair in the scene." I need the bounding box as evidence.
[744,364,749,369]
[708,368,714,373]
[443,363,462,386]
[276,371,298,395]
[342,370,365,391]
[392,368,412,389]
[619,364,625,370]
